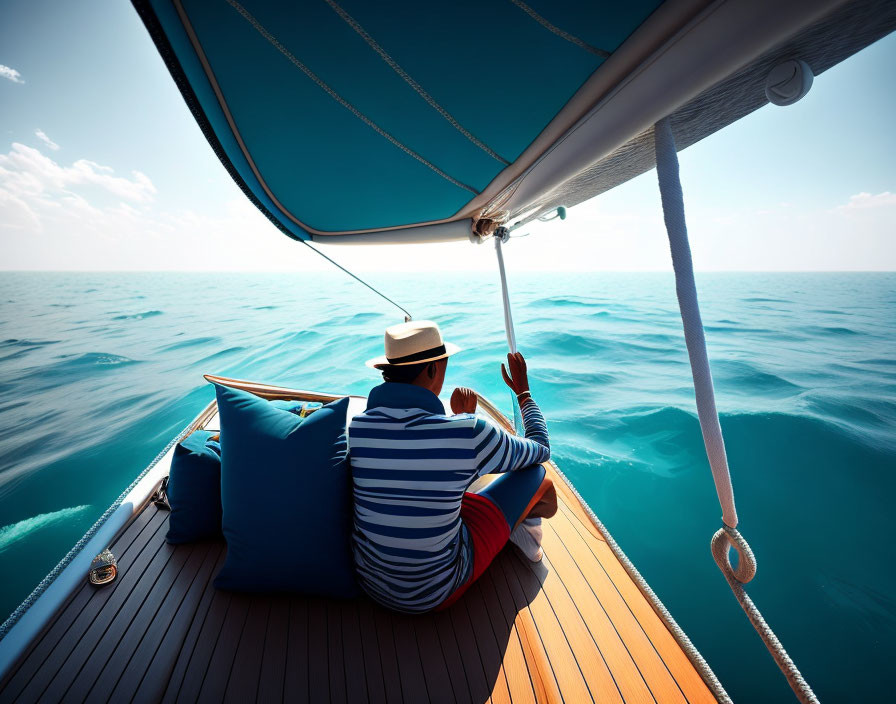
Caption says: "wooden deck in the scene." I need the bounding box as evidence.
[0,381,718,703]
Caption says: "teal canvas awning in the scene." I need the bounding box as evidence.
[133,0,895,244]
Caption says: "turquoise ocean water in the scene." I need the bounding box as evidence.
[0,271,893,701]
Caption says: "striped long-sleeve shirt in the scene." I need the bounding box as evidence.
[348,382,550,613]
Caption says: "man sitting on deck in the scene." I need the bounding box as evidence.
[349,320,557,614]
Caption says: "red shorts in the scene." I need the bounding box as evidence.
[436,492,511,610]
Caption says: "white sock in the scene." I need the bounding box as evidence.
[510,517,543,562]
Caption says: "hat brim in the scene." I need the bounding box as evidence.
[366,341,462,369]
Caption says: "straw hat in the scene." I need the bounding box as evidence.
[366,320,461,369]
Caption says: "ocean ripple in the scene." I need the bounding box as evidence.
[159,336,222,351]
[111,310,163,320]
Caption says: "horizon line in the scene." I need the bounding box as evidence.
[1,269,894,274]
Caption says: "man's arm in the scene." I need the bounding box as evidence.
[472,397,550,475]
[471,351,550,475]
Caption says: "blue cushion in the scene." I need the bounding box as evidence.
[165,430,223,544]
[212,384,357,597]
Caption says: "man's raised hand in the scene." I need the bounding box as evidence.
[450,387,478,415]
[501,352,530,397]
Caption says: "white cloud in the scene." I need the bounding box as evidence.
[0,188,41,232]
[34,129,60,151]
[0,65,24,84]
[1,140,893,271]
[0,142,172,268]
[833,191,896,212]
[0,141,303,270]
[0,143,156,205]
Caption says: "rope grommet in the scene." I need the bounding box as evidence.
[711,525,757,584]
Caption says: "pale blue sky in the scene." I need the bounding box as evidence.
[0,1,893,271]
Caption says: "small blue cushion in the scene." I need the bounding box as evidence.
[213,384,357,597]
[165,430,223,544]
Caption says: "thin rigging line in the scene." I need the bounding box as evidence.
[224,0,478,194]
[323,0,510,166]
[509,0,611,58]
[299,239,412,321]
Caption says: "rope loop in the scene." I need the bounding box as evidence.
[711,525,757,584]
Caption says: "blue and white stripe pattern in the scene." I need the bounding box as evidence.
[348,382,550,613]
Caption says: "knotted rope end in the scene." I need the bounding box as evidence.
[711,525,757,584]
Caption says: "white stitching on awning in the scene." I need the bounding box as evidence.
[324,0,511,166]
[509,0,611,58]
[225,0,479,194]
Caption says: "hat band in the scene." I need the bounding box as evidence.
[386,344,446,365]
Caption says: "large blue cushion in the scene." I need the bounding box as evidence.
[165,430,222,544]
[212,384,357,597]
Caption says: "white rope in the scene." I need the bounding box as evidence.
[494,229,523,433]
[494,230,518,354]
[653,117,738,529]
[654,116,819,704]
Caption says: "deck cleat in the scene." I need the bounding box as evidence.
[88,548,118,586]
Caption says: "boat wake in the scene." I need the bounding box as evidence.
[0,505,90,554]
